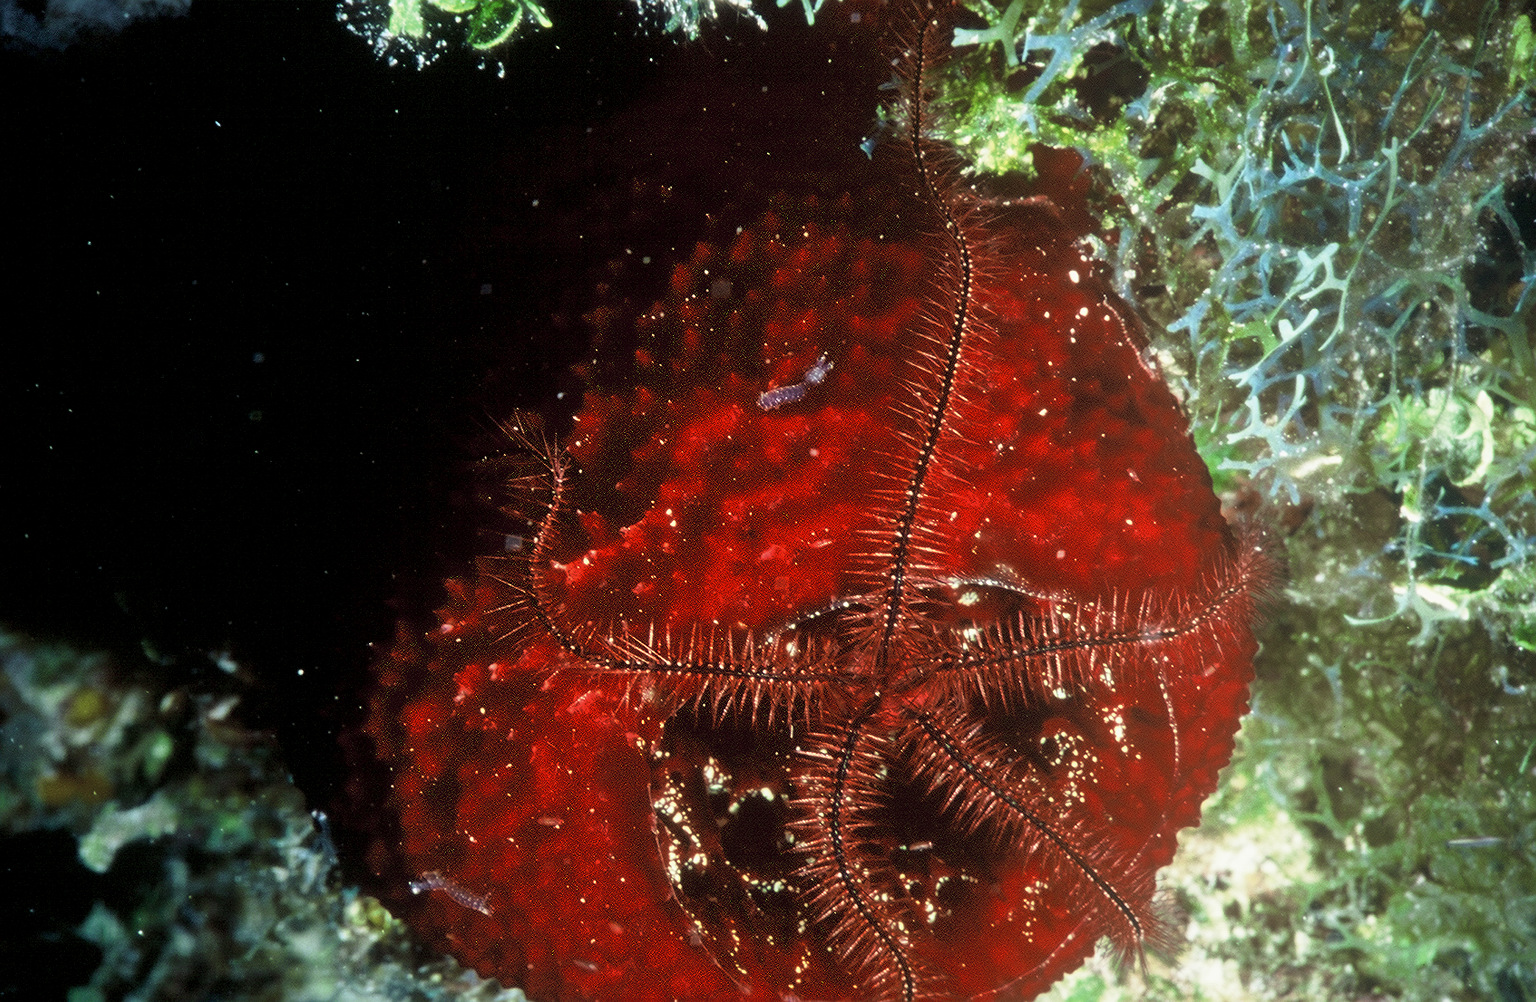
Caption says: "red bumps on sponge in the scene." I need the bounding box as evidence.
[354,6,1264,1002]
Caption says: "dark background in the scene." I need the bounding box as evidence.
[0,5,890,994]
[0,0,886,799]
[1,0,647,788]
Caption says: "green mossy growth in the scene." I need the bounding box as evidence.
[1,630,531,1002]
[340,0,551,66]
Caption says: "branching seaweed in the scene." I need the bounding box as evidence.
[949,0,1534,643]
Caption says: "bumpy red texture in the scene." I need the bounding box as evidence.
[357,26,1260,1001]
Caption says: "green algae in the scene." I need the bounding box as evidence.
[0,630,527,1002]
[337,0,810,66]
